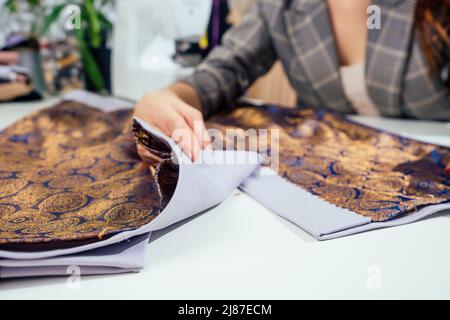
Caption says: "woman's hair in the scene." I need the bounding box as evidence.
[415,0,449,89]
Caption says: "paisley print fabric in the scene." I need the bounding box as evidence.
[0,102,175,251]
[1,101,449,251]
[208,105,450,222]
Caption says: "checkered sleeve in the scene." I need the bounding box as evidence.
[402,41,450,121]
[181,2,276,117]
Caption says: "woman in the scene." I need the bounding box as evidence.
[134,0,450,161]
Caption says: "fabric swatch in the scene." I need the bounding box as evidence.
[208,105,450,222]
[0,100,259,267]
[0,102,163,251]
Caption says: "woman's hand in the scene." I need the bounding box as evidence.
[134,88,210,162]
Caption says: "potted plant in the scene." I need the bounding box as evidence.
[1,0,114,93]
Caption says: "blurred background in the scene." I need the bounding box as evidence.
[0,0,296,105]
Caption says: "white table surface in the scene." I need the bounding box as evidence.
[0,99,450,300]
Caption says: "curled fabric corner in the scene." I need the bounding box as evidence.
[132,119,179,208]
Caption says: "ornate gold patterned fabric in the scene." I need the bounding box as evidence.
[1,102,449,251]
[208,105,450,222]
[0,102,174,251]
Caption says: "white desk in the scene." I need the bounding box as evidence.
[1,99,450,299]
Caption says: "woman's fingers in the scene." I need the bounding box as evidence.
[171,117,202,162]
[158,110,202,161]
[134,91,208,162]
[178,103,211,149]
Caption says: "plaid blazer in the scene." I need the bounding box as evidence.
[183,0,450,120]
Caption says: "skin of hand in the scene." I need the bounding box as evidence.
[134,87,211,163]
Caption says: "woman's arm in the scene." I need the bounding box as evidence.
[181,1,276,117]
[134,1,276,161]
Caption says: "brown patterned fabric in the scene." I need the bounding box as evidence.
[0,102,176,251]
[208,105,450,222]
[1,102,449,251]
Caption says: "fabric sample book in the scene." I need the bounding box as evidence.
[208,104,450,240]
[1,92,449,279]
[0,96,259,278]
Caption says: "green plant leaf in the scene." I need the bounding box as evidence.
[27,0,40,6]
[83,0,101,48]
[3,0,17,13]
[41,4,66,36]
[76,29,104,91]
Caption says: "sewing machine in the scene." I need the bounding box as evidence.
[112,0,213,101]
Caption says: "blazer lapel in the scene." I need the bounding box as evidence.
[366,0,417,116]
[284,0,353,113]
